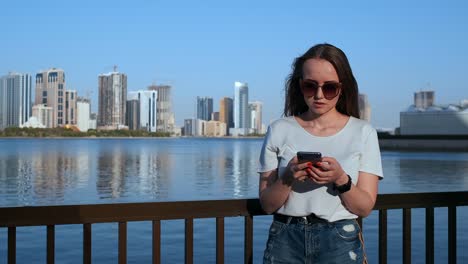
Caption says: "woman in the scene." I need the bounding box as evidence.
[258,43,383,263]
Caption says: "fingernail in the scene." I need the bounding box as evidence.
[307,162,312,166]
[316,162,322,166]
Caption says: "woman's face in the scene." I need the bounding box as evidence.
[301,58,341,116]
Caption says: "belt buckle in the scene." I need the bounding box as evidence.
[302,216,308,224]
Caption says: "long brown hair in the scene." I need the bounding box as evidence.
[284,43,360,118]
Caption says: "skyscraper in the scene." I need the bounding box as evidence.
[249,101,263,134]
[234,81,249,135]
[148,84,175,133]
[98,70,127,129]
[358,93,371,122]
[184,119,194,136]
[128,90,157,132]
[76,97,91,132]
[196,96,213,121]
[0,73,32,129]
[219,97,234,135]
[126,99,140,130]
[65,90,77,125]
[35,68,65,127]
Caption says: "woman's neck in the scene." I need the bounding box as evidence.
[300,108,345,128]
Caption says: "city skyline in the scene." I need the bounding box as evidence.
[1,67,466,135]
[2,0,468,129]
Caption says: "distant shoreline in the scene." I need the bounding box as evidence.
[378,134,468,151]
[2,135,468,151]
[0,136,265,139]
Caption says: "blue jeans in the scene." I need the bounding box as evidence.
[263,217,363,263]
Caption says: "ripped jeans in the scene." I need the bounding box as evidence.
[263,216,363,264]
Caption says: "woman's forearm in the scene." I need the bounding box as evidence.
[259,179,292,214]
[339,185,375,217]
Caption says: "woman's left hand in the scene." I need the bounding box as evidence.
[306,156,348,185]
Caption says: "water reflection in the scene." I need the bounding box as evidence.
[96,140,171,200]
[171,138,260,201]
[96,143,127,199]
[1,139,468,207]
[396,157,468,193]
[230,139,257,198]
[2,139,468,263]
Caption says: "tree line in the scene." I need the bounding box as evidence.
[0,127,171,137]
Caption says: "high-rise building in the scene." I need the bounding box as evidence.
[249,101,263,133]
[148,84,175,133]
[65,90,77,125]
[219,97,234,135]
[126,99,140,130]
[89,113,97,130]
[0,73,32,130]
[358,93,371,122]
[414,91,434,109]
[194,119,207,136]
[233,81,249,135]
[35,68,66,127]
[184,119,194,136]
[211,111,220,121]
[196,96,213,121]
[128,90,157,132]
[32,104,53,128]
[97,70,127,129]
[76,97,91,132]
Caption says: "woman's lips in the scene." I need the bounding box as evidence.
[313,102,326,107]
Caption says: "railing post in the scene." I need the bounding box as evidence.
[216,217,224,264]
[448,206,456,264]
[244,215,253,264]
[119,222,127,264]
[83,223,92,264]
[47,225,55,264]
[8,227,16,264]
[425,208,434,264]
[403,208,411,264]
[379,209,387,264]
[185,218,193,264]
[152,220,161,264]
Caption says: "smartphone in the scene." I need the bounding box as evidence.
[297,151,322,165]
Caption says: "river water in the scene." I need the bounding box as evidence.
[0,138,467,263]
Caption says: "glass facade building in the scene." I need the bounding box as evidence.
[0,73,32,129]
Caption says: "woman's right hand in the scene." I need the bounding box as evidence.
[282,156,313,186]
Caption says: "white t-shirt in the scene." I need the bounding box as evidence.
[258,116,383,222]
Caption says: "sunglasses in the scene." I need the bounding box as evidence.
[300,80,341,100]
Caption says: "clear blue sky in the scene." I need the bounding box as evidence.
[2,0,467,129]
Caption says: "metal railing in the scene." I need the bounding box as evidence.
[1,191,467,264]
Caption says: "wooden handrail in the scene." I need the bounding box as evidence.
[1,191,467,264]
[1,191,467,227]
